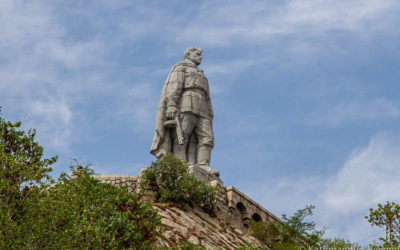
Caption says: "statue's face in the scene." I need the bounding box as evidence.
[189,50,202,65]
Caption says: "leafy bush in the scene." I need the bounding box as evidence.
[249,220,302,249]
[280,205,325,247]
[319,237,361,249]
[2,168,162,249]
[0,108,57,248]
[249,220,282,247]
[39,170,161,249]
[249,205,359,249]
[0,108,161,249]
[144,153,217,214]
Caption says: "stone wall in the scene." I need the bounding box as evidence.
[92,174,138,193]
[226,186,284,230]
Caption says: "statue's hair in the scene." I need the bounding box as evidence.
[184,47,202,59]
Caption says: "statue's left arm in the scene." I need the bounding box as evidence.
[165,66,185,119]
[150,64,184,156]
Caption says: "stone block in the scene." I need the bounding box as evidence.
[188,165,221,183]
[188,235,200,245]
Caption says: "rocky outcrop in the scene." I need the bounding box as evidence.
[153,203,271,249]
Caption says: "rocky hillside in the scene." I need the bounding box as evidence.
[153,203,270,249]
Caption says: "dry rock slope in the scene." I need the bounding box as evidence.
[153,203,271,249]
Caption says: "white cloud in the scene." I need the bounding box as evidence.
[0,1,113,151]
[23,98,73,150]
[306,98,400,127]
[247,131,400,244]
[204,59,258,75]
[322,131,400,211]
[283,0,396,32]
[30,98,72,126]
[319,131,400,241]
[116,82,159,131]
[177,0,399,46]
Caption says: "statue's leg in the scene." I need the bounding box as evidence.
[173,112,196,161]
[197,145,212,166]
[195,117,214,167]
[187,133,198,164]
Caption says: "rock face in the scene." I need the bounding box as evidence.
[153,203,271,249]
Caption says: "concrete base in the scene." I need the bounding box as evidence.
[188,164,221,183]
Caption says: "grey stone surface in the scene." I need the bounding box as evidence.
[155,204,272,249]
[188,164,220,182]
[91,174,139,193]
[150,47,219,179]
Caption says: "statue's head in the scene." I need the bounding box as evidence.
[184,47,202,66]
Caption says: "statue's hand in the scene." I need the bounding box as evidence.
[166,106,177,119]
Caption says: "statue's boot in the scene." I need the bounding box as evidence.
[197,145,219,176]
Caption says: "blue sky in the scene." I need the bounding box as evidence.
[1,0,400,245]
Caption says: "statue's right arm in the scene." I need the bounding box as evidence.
[165,66,185,119]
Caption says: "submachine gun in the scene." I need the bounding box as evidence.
[164,114,184,145]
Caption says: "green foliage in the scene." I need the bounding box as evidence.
[318,237,361,249]
[144,153,217,214]
[368,241,399,249]
[0,108,57,247]
[249,220,282,246]
[250,205,359,249]
[0,109,161,249]
[281,205,325,246]
[68,157,97,175]
[277,205,325,247]
[40,170,161,249]
[366,201,400,247]
[249,219,302,249]
[2,168,162,249]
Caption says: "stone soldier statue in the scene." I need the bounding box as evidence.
[150,47,218,176]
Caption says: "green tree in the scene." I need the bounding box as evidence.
[0,108,161,248]
[281,205,325,246]
[318,237,361,249]
[36,169,161,249]
[250,205,359,249]
[0,107,57,247]
[249,205,324,248]
[144,153,217,214]
[366,201,400,246]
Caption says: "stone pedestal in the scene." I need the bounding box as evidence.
[188,165,221,183]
